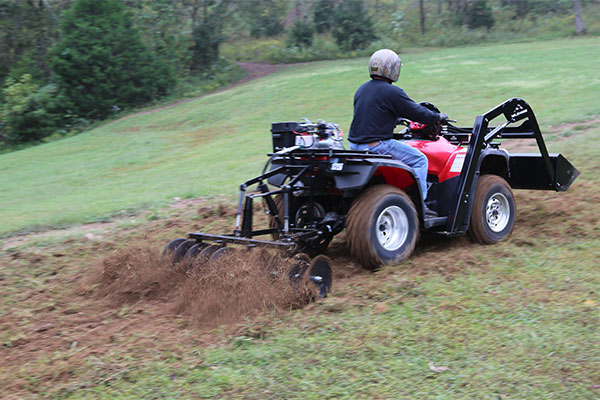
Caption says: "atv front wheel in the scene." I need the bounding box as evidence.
[346,185,419,269]
[468,175,516,244]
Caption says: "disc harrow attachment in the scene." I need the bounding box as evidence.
[162,239,333,298]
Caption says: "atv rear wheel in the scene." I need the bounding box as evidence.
[468,175,516,244]
[346,185,419,269]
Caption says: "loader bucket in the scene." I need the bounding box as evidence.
[508,153,580,192]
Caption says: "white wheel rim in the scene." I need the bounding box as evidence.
[376,206,409,251]
[486,193,510,233]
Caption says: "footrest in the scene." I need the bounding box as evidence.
[424,216,448,229]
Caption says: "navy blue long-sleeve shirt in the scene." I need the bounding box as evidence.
[348,79,440,144]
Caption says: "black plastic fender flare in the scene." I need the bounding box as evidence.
[333,157,425,217]
[455,148,510,232]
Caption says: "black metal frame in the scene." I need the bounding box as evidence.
[445,97,571,233]
[190,148,392,250]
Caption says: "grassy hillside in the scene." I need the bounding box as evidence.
[1,122,598,398]
[1,37,599,235]
[1,38,599,399]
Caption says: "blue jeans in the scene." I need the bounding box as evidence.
[349,139,429,201]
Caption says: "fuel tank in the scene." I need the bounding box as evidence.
[405,137,466,182]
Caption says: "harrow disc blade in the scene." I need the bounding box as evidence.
[172,239,196,263]
[209,246,235,264]
[289,253,311,288]
[198,244,221,263]
[305,255,333,298]
[183,242,210,269]
[163,238,186,257]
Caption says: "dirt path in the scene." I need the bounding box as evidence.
[114,62,283,123]
[234,62,283,85]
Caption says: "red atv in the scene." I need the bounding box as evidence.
[165,98,579,296]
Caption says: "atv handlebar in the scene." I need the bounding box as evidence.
[395,109,456,142]
[395,116,456,127]
[396,118,412,127]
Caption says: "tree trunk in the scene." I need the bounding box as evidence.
[573,0,585,34]
[419,0,426,35]
[296,0,302,21]
[460,0,467,26]
[41,0,57,22]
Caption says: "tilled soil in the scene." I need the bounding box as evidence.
[96,244,317,328]
[0,199,365,397]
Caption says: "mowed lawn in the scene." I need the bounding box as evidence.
[0,37,599,236]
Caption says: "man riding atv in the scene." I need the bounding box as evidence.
[165,48,579,284]
[348,49,448,216]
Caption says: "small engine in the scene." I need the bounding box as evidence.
[271,119,344,152]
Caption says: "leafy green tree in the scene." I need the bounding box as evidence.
[239,0,287,38]
[188,0,231,71]
[125,0,190,75]
[287,20,315,48]
[499,0,573,18]
[332,0,377,51]
[52,0,174,119]
[0,74,61,144]
[0,0,61,82]
[466,0,494,29]
[313,0,336,33]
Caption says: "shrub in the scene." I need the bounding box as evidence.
[313,0,336,33]
[287,20,315,48]
[467,0,495,30]
[221,38,286,63]
[191,22,223,71]
[0,74,61,144]
[177,58,245,97]
[241,0,287,38]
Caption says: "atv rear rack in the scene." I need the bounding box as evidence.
[188,148,388,252]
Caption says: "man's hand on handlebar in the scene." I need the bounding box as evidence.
[396,117,412,127]
[438,112,457,124]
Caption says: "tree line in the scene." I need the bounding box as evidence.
[0,0,591,147]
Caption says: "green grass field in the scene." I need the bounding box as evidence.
[1,37,599,236]
[1,38,599,399]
